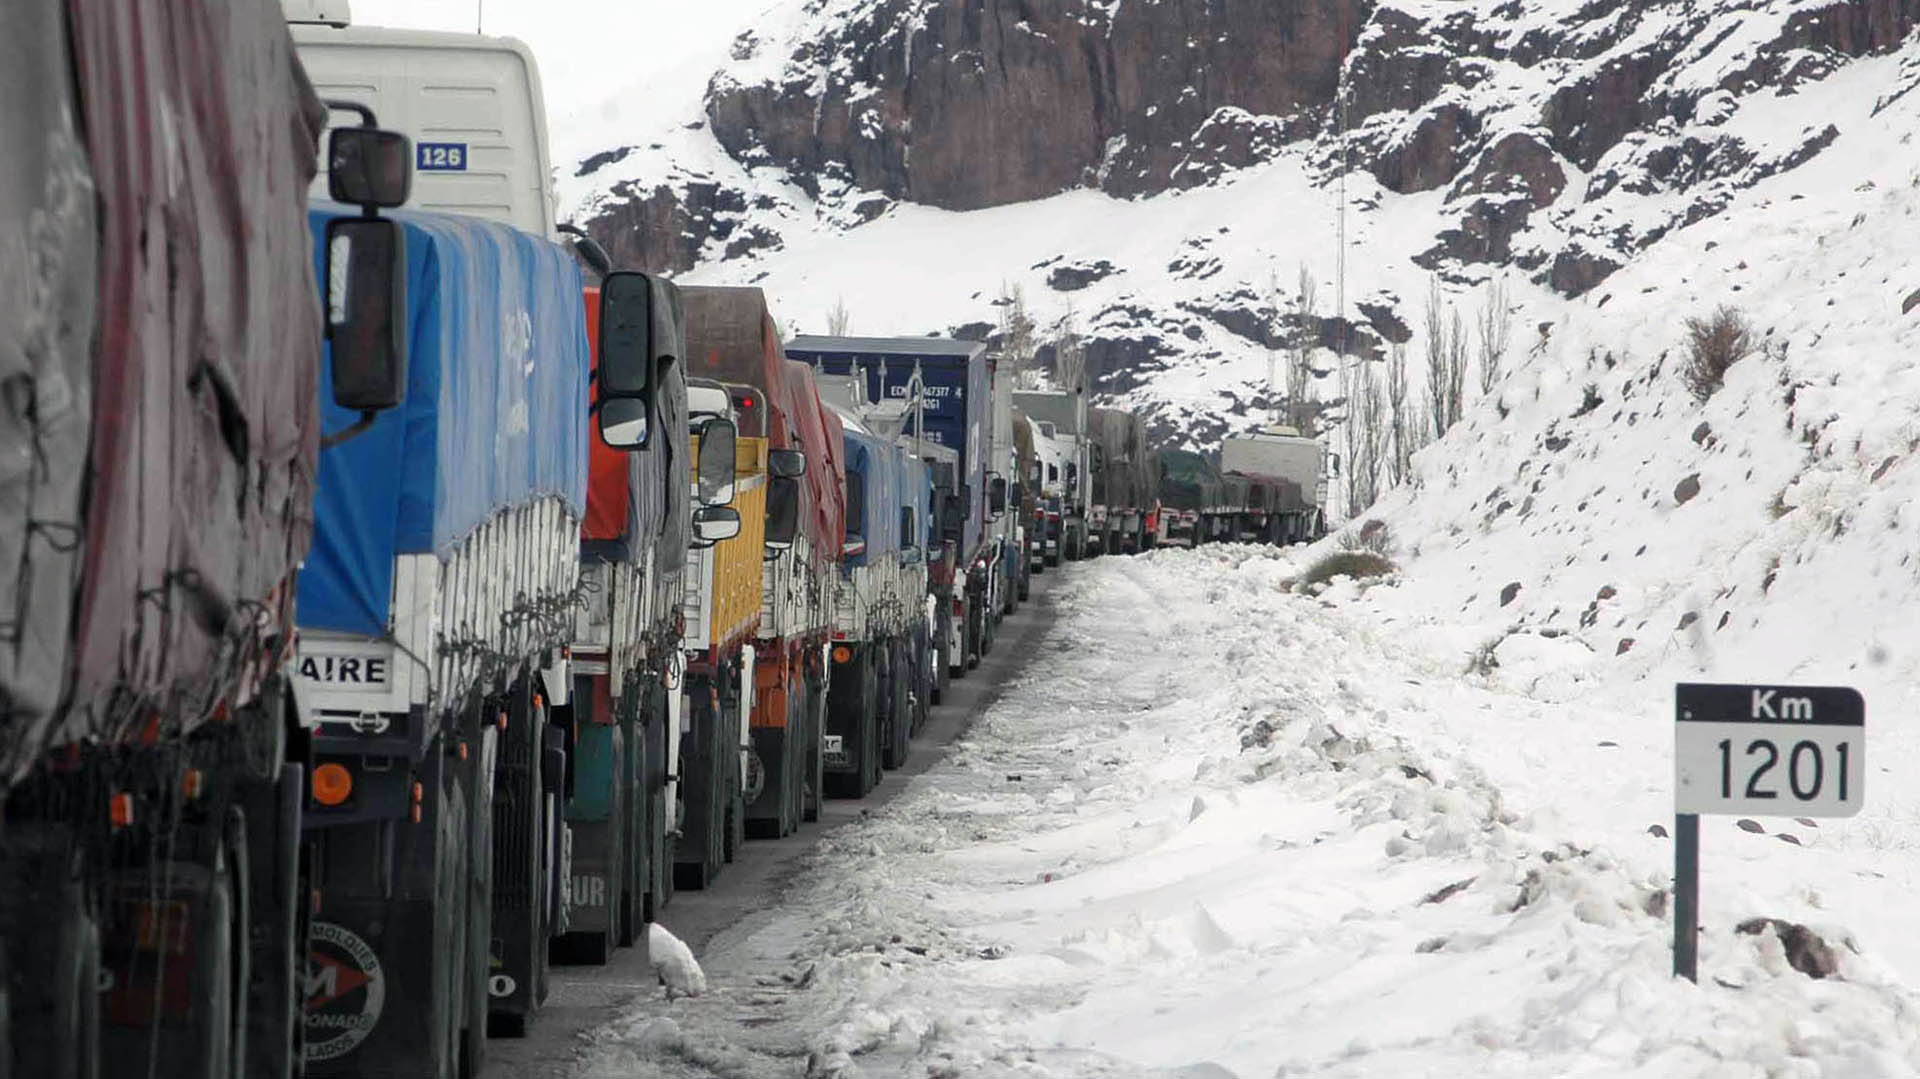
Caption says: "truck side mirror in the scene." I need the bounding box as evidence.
[325,217,407,412]
[594,271,656,450]
[988,474,1007,515]
[326,122,412,209]
[691,505,741,547]
[899,506,915,552]
[941,493,963,541]
[597,271,654,398]
[764,476,799,551]
[598,397,648,451]
[695,417,736,506]
[769,448,806,478]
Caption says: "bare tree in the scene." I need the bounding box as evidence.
[1446,306,1468,428]
[1053,297,1086,396]
[1476,276,1512,398]
[1423,276,1448,440]
[1386,341,1413,487]
[996,282,1037,386]
[1286,264,1318,432]
[1342,360,1385,516]
[1423,276,1471,438]
[827,295,852,336]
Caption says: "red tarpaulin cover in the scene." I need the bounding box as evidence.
[683,287,845,559]
[61,0,325,751]
[582,286,631,542]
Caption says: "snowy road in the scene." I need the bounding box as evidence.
[481,568,1063,1079]
[568,549,1920,1079]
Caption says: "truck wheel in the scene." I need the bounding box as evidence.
[36,849,101,1079]
[490,682,547,1036]
[967,601,983,670]
[882,640,911,770]
[462,720,496,1076]
[802,675,825,822]
[223,811,252,1079]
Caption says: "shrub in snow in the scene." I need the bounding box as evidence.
[1337,520,1390,555]
[1682,305,1755,402]
[1298,551,1393,590]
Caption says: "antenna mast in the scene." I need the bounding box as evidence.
[1334,1,1351,363]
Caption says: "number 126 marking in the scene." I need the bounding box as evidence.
[1718,737,1849,802]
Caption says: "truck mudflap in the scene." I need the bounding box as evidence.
[745,649,804,839]
[823,641,879,798]
[488,679,557,1034]
[306,744,472,1079]
[555,673,624,962]
[673,671,735,891]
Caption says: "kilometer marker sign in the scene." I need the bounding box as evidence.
[1670,682,1865,984]
[1675,683,1865,816]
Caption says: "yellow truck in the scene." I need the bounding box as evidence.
[672,382,767,887]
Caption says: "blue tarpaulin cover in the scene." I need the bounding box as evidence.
[838,421,902,568]
[297,202,590,636]
[899,455,932,558]
[786,337,989,564]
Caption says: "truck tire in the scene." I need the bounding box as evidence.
[882,638,911,770]
[461,720,496,1077]
[966,599,983,671]
[938,610,960,686]
[802,672,826,822]
[672,679,725,891]
[913,634,931,736]
[223,811,252,1079]
[489,681,549,1036]
[242,763,304,1079]
[14,842,102,1079]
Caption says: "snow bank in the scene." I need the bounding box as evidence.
[581,550,1920,1078]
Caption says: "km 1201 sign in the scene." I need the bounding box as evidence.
[1674,683,1865,818]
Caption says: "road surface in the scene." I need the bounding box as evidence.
[483,570,1063,1078]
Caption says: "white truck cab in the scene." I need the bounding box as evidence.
[284,0,559,238]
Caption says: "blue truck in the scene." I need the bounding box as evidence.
[295,205,594,1075]
[787,336,992,684]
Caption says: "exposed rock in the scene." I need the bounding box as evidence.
[1674,473,1701,505]
[1499,581,1522,607]
[1170,108,1293,189]
[1371,102,1481,194]
[583,176,775,275]
[1736,917,1842,979]
[1357,299,1412,345]
[1549,244,1625,298]
[1047,259,1119,292]
[706,0,1368,210]
[1904,287,1920,315]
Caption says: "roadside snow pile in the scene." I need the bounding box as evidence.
[582,551,1920,1078]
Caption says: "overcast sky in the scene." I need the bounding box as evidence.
[348,0,753,136]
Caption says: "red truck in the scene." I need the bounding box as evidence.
[0,2,408,1076]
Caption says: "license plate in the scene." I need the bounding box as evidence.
[296,648,393,689]
[823,734,846,765]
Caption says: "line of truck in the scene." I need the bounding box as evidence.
[0,3,1338,1077]
[0,4,1170,1077]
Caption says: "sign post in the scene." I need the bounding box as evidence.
[1672,683,1865,982]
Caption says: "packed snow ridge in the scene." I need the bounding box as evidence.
[581,551,1920,1078]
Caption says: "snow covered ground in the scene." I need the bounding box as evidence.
[580,550,1920,1079]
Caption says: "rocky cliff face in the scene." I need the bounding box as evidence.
[707,0,1367,209]
[583,0,1917,292]
[569,0,1920,450]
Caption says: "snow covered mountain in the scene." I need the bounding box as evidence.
[563,0,1920,687]
[566,0,1918,441]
